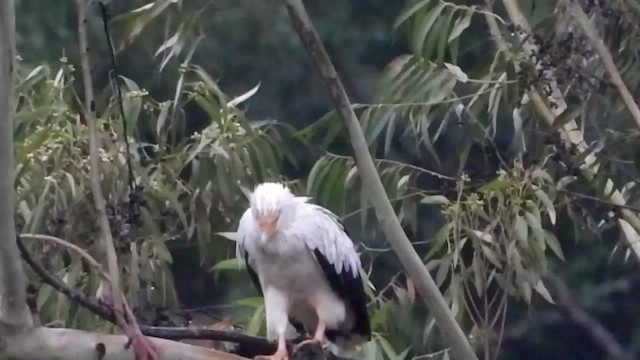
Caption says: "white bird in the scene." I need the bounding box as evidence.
[236,182,371,360]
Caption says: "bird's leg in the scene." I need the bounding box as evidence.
[255,333,288,360]
[295,321,326,349]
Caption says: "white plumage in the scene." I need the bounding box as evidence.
[236,182,371,360]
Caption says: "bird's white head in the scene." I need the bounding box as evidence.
[250,182,295,242]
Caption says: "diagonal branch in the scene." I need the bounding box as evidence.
[543,274,632,360]
[499,0,640,263]
[283,1,477,359]
[566,0,640,129]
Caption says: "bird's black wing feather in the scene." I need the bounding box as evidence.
[312,241,372,341]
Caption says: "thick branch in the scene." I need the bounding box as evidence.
[567,1,640,129]
[0,0,34,332]
[283,1,477,359]
[499,275,640,344]
[17,236,350,360]
[2,327,247,360]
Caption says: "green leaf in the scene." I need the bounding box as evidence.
[514,215,529,244]
[425,223,453,259]
[246,304,265,336]
[228,83,260,108]
[156,101,172,137]
[216,232,238,242]
[544,230,565,260]
[414,3,446,56]
[534,188,556,225]
[534,280,555,304]
[524,211,545,248]
[394,0,432,30]
[375,333,399,360]
[120,76,142,131]
[420,194,450,205]
[448,7,474,43]
[211,258,244,271]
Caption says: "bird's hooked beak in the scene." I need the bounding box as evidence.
[258,213,279,242]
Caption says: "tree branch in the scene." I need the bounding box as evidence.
[17,234,118,324]
[74,0,126,322]
[499,0,640,262]
[2,327,248,360]
[17,234,351,360]
[567,0,640,129]
[282,1,477,359]
[500,274,640,342]
[74,1,158,357]
[543,274,632,360]
[0,0,35,333]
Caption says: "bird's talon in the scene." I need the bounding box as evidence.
[294,338,323,351]
[255,355,288,360]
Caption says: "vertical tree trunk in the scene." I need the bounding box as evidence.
[0,0,33,333]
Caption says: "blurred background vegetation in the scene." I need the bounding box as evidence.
[13,0,640,359]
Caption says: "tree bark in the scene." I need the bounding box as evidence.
[283,1,478,359]
[2,327,247,360]
[0,0,34,334]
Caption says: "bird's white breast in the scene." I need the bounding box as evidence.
[251,232,348,329]
[253,232,327,297]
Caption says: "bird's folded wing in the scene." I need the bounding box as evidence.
[288,203,362,277]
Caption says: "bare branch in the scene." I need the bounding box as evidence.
[74,1,158,357]
[282,1,477,359]
[0,0,34,332]
[543,274,632,360]
[20,233,107,277]
[74,0,125,322]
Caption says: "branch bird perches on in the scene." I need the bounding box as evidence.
[17,233,353,360]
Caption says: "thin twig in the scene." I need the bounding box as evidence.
[20,233,107,277]
[16,235,117,323]
[74,0,125,323]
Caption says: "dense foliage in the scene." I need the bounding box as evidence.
[14,0,640,359]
